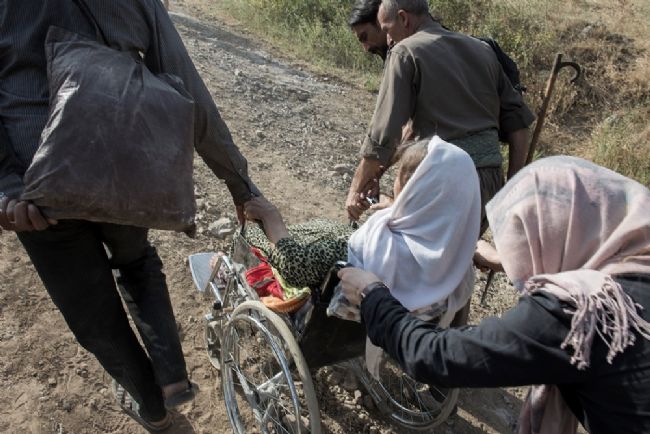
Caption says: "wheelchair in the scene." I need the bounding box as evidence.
[189,231,458,433]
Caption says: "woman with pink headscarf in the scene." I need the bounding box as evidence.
[340,156,650,434]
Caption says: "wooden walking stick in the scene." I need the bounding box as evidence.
[481,53,581,305]
[480,268,496,305]
[526,53,581,164]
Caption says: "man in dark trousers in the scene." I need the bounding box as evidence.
[0,0,259,430]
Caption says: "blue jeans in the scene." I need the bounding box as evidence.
[18,220,187,421]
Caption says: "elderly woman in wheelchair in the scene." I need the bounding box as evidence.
[192,135,480,433]
[241,135,480,325]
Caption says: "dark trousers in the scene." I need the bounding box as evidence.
[18,220,187,421]
[451,166,505,320]
[476,166,505,237]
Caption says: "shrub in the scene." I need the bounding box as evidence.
[219,0,649,180]
[221,0,560,78]
[590,106,650,186]
[223,0,383,75]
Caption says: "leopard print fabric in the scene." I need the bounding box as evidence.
[244,219,354,288]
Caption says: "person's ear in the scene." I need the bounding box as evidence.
[397,10,409,28]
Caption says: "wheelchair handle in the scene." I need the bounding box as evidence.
[334,260,352,271]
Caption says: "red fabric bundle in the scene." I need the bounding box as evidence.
[244,248,284,300]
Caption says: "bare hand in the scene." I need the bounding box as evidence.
[473,240,504,272]
[369,193,394,211]
[243,196,288,244]
[347,175,381,220]
[0,197,57,232]
[346,158,384,221]
[346,191,369,221]
[243,196,281,222]
[338,267,382,306]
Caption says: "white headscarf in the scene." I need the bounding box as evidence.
[347,136,481,311]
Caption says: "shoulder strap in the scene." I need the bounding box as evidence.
[72,0,109,46]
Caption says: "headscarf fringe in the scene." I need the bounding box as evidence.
[531,276,650,370]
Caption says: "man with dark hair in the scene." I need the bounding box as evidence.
[349,0,389,60]
[347,0,535,238]
[0,0,259,430]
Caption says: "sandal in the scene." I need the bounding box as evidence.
[113,380,173,432]
[164,381,199,408]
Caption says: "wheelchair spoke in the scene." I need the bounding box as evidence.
[213,245,320,434]
[257,372,286,401]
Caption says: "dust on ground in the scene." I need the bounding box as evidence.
[1,3,530,433]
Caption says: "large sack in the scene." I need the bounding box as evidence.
[21,26,196,233]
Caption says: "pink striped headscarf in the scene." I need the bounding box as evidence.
[486,156,650,434]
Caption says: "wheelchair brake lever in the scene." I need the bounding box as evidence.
[365,196,378,206]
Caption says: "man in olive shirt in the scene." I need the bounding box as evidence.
[346,0,535,233]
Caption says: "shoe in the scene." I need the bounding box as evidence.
[164,380,199,409]
[113,380,173,432]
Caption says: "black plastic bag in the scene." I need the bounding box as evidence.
[21,26,196,233]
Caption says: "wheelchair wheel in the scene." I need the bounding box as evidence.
[200,254,258,372]
[354,357,458,430]
[204,319,222,370]
[221,301,321,434]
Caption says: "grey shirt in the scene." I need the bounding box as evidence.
[361,21,535,165]
[0,0,258,203]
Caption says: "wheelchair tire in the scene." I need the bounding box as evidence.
[221,300,321,434]
[353,356,459,431]
[204,319,222,370]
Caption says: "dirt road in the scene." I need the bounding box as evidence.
[0,4,524,433]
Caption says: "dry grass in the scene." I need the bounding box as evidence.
[207,0,649,185]
[590,106,650,185]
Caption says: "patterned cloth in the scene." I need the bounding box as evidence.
[244,220,354,288]
[451,129,502,168]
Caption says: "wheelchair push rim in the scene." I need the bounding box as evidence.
[221,300,321,434]
[352,357,459,430]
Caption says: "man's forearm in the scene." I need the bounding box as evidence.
[361,287,589,388]
[349,157,383,196]
[506,128,530,179]
[151,3,258,204]
[346,157,384,220]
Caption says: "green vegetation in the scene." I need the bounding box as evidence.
[223,0,383,76]
[221,0,556,76]
[591,106,650,186]
[218,0,649,185]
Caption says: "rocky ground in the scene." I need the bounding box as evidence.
[0,3,531,433]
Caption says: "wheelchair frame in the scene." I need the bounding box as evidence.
[189,232,458,433]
